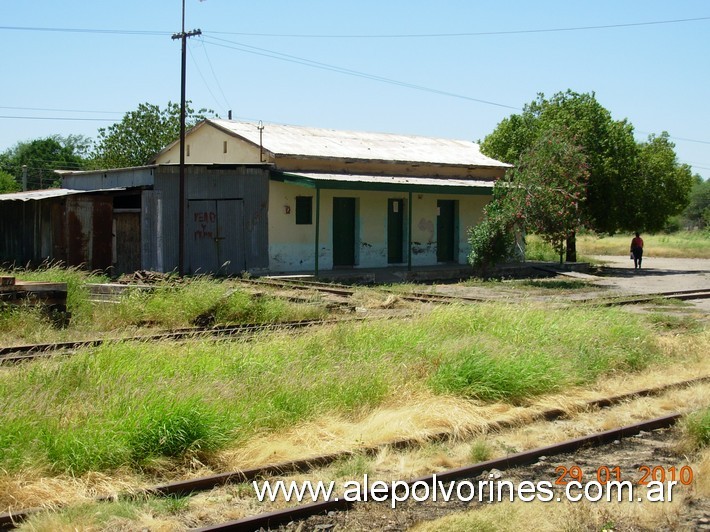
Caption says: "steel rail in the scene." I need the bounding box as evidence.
[196,413,683,531]
[0,318,359,363]
[1,376,706,529]
[242,277,710,307]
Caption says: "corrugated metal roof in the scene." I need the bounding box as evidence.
[209,119,512,168]
[0,188,125,202]
[290,172,496,188]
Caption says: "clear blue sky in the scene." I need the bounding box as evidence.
[1,0,708,179]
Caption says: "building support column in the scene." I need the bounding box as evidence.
[407,190,413,271]
[314,187,321,276]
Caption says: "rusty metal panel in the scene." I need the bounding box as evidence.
[65,195,113,270]
[66,196,91,267]
[50,200,67,263]
[113,212,141,274]
[92,197,113,270]
[0,199,65,267]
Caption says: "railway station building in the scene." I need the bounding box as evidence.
[0,120,511,277]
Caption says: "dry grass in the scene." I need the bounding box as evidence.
[4,349,708,513]
[411,496,688,532]
[576,231,710,259]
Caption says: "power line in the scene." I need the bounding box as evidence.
[202,36,521,110]
[0,105,123,115]
[0,115,116,122]
[198,36,232,111]
[188,45,226,114]
[0,26,169,36]
[205,15,710,38]
[3,15,706,40]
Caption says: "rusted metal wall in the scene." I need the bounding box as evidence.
[154,165,269,274]
[0,199,61,267]
[113,211,141,274]
[65,195,113,270]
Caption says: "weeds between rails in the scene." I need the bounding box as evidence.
[239,277,710,306]
[197,414,683,532]
[2,376,706,529]
[0,317,373,363]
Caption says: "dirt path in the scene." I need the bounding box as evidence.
[592,256,710,313]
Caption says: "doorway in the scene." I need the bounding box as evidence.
[332,197,356,266]
[387,198,404,263]
[436,199,457,262]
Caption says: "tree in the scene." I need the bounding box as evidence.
[680,178,710,230]
[632,133,695,233]
[0,136,88,190]
[469,130,588,267]
[0,170,20,193]
[481,90,690,260]
[90,101,215,169]
[503,130,589,263]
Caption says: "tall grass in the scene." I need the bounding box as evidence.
[683,408,710,449]
[523,231,710,260]
[0,267,327,344]
[576,231,710,258]
[0,303,667,475]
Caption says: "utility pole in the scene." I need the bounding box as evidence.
[172,0,201,276]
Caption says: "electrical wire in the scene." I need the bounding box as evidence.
[198,36,232,111]
[0,106,123,115]
[0,115,116,122]
[201,35,521,110]
[2,15,707,39]
[204,16,710,38]
[188,45,226,115]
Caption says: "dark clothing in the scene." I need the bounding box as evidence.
[630,236,644,269]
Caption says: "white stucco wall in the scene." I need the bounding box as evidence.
[268,181,490,272]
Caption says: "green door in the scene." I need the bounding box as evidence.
[333,197,356,266]
[387,199,404,263]
[437,200,456,262]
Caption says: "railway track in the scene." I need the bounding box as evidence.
[200,413,685,531]
[1,375,706,529]
[584,287,710,306]
[0,318,361,364]
[245,277,710,306]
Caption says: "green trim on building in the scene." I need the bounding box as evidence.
[271,171,494,196]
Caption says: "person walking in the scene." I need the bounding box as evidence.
[630,232,644,270]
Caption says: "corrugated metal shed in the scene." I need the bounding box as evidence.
[166,119,512,168]
[0,188,119,202]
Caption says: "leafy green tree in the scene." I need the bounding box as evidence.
[630,133,695,233]
[680,178,710,230]
[0,136,88,190]
[0,170,20,193]
[504,130,589,263]
[90,101,215,169]
[469,130,588,267]
[481,90,690,260]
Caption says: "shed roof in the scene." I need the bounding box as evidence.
[182,119,511,169]
[0,187,125,202]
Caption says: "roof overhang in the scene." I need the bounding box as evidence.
[0,187,126,202]
[272,172,496,195]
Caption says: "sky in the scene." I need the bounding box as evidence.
[1,0,708,180]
